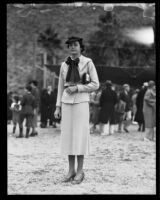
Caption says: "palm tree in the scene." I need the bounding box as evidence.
[37,26,61,64]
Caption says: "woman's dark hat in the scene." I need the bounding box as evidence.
[65,36,83,44]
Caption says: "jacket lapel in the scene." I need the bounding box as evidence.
[78,55,91,72]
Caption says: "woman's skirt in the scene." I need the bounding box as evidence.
[60,102,90,155]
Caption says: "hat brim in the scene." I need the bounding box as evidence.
[65,38,82,44]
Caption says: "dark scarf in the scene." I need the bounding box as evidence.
[65,56,80,83]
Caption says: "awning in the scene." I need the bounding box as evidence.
[45,64,155,87]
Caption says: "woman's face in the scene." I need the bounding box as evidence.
[68,41,81,55]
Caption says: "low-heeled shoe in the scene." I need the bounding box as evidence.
[72,172,85,184]
[62,173,76,183]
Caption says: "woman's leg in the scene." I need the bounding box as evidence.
[109,122,114,135]
[118,122,122,132]
[77,155,84,175]
[13,122,16,134]
[142,121,145,132]
[123,111,131,133]
[67,155,76,175]
[150,128,154,141]
[62,155,76,182]
[99,123,105,134]
[71,155,85,184]
[118,115,123,132]
[145,128,151,140]
[138,123,141,131]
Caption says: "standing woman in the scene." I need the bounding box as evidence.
[143,80,156,141]
[119,84,132,133]
[54,36,99,184]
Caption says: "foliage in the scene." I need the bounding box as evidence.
[7,4,155,92]
[37,26,61,57]
[86,6,155,68]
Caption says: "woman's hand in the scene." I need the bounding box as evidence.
[66,86,78,95]
[54,107,61,119]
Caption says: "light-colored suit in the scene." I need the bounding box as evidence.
[56,55,99,107]
[143,88,156,128]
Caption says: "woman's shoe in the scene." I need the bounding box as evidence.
[124,128,129,133]
[52,124,57,128]
[16,135,23,138]
[30,132,38,137]
[72,172,85,184]
[62,172,76,183]
[101,132,107,136]
[143,137,151,142]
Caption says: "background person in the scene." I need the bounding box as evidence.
[99,80,118,135]
[114,94,126,133]
[135,82,148,132]
[119,84,132,133]
[40,85,57,128]
[29,80,40,136]
[131,88,139,124]
[40,87,47,128]
[10,95,21,134]
[18,85,36,138]
[143,80,156,141]
[89,86,101,134]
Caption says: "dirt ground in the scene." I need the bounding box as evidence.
[7,122,156,195]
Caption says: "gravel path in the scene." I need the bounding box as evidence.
[7,123,156,194]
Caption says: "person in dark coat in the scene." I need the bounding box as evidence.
[40,88,47,128]
[29,80,40,136]
[7,91,13,124]
[99,80,118,135]
[18,85,36,138]
[119,84,132,133]
[135,82,148,132]
[40,85,57,128]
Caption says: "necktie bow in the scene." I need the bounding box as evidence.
[66,57,79,66]
[65,57,80,83]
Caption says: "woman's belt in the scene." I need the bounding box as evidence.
[64,84,77,89]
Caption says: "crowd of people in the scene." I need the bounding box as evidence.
[7,79,156,142]
[7,80,59,138]
[89,80,156,142]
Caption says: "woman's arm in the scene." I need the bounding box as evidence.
[77,61,99,93]
[56,63,64,108]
